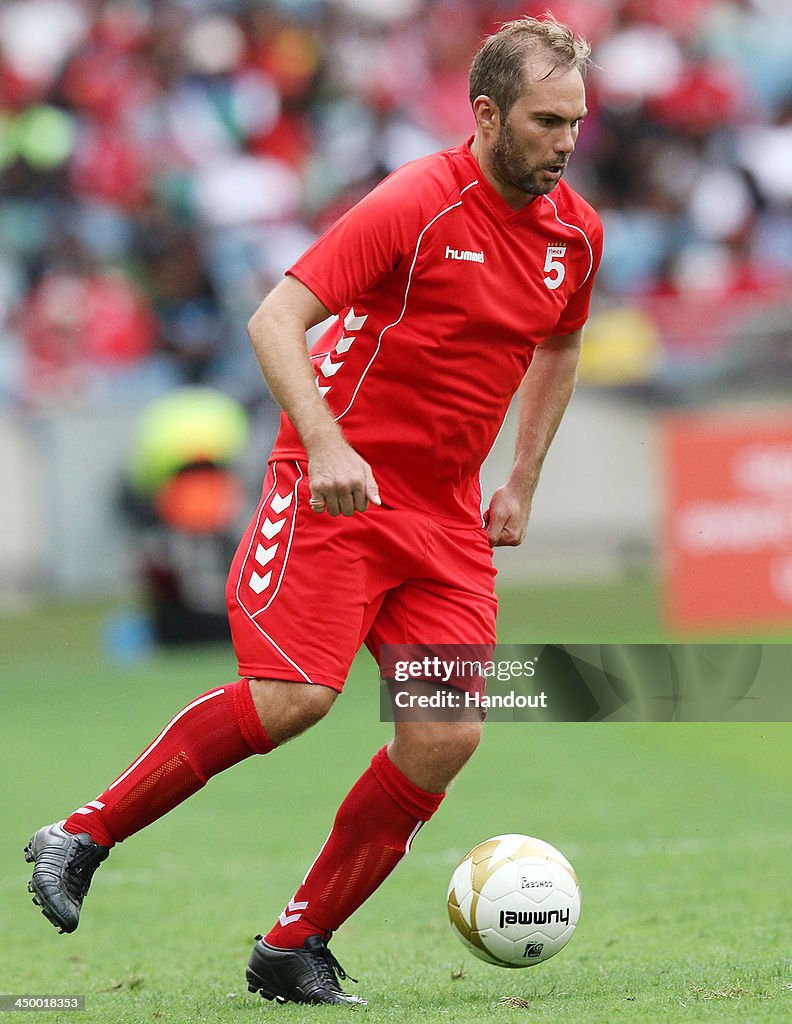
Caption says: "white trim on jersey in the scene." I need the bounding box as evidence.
[333,180,480,423]
[542,193,595,285]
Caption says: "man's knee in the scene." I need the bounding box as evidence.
[425,720,483,764]
[248,678,337,745]
[390,719,483,792]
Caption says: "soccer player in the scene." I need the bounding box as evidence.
[25,16,600,1007]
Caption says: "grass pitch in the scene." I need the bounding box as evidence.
[1,580,790,1023]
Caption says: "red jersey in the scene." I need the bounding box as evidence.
[271,138,603,525]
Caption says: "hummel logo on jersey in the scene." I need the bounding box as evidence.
[445,245,485,264]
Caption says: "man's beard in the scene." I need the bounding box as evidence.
[490,119,562,197]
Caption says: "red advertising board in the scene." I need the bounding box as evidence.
[662,412,792,630]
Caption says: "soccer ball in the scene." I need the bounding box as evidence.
[447,834,580,968]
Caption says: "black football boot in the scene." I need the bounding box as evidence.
[247,933,367,1006]
[25,821,109,933]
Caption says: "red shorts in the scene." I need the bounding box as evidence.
[226,460,498,691]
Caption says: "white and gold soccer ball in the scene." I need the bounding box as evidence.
[447,834,581,968]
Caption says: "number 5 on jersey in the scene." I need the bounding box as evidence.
[543,245,567,290]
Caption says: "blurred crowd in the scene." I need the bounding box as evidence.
[2,0,792,410]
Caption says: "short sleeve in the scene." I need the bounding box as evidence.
[286,163,437,314]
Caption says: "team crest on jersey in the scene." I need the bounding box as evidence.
[543,242,567,290]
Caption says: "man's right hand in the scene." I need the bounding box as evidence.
[307,437,381,517]
[247,278,382,518]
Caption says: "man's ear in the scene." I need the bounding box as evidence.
[472,95,501,134]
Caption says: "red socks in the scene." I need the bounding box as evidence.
[64,701,443,944]
[265,746,445,948]
[64,679,273,847]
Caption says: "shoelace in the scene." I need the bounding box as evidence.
[62,841,105,900]
[319,945,358,986]
[302,943,359,995]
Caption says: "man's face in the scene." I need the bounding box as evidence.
[490,63,587,200]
